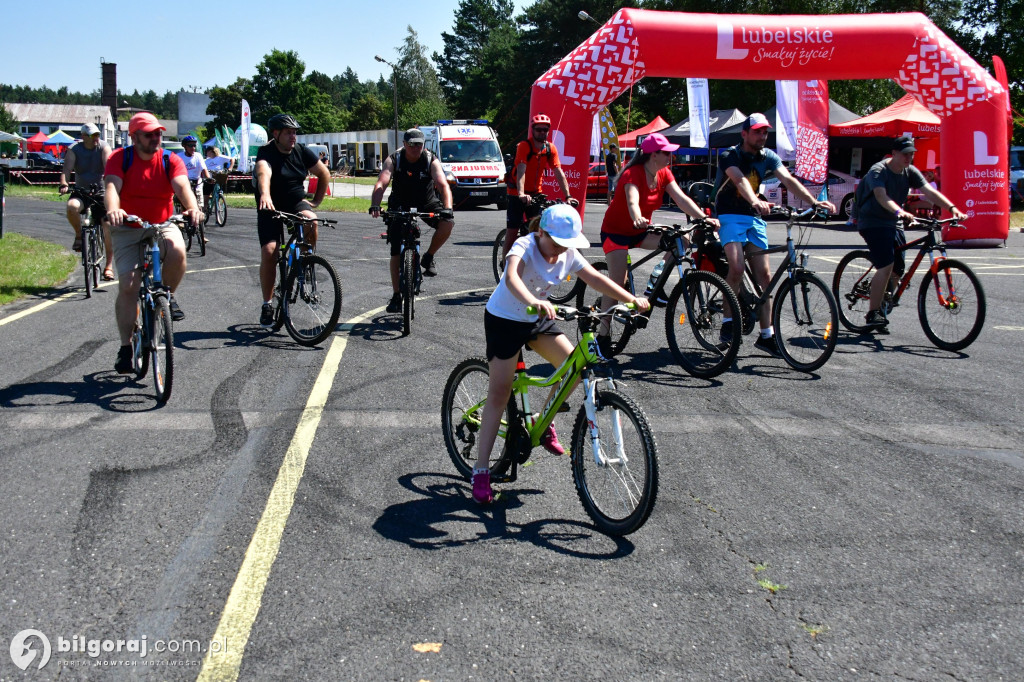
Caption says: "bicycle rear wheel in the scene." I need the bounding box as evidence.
[665,270,741,379]
[574,261,633,355]
[151,294,174,403]
[402,248,417,336]
[832,250,875,333]
[215,192,227,226]
[917,258,985,351]
[571,388,658,536]
[492,229,506,284]
[283,254,342,346]
[441,357,514,479]
[772,272,838,373]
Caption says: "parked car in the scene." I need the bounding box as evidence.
[587,162,608,199]
[762,169,859,219]
[1010,146,1023,206]
[26,151,63,169]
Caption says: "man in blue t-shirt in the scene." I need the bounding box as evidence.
[856,137,966,331]
[713,113,835,354]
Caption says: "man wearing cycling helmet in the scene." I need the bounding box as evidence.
[176,135,212,241]
[501,113,579,259]
[254,113,332,328]
[370,128,454,313]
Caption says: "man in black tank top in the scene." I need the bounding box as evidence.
[370,128,454,313]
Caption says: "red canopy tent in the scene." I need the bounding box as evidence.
[26,131,50,152]
[617,116,670,148]
[829,94,943,170]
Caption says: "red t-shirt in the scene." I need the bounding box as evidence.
[104,148,187,225]
[507,140,561,196]
[600,164,673,236]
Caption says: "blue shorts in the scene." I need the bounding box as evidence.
[718,215,769,250]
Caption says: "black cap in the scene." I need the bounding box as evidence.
[892,137,917,153]
[404,128,425,144]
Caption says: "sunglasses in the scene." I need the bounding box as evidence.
[141,131,162,140]
[407,141,424,147]
[534,127,550,134]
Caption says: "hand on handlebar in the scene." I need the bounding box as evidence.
[631,296,651,313]
[258,195,275,212]
[531,299,558,320]
[566,197,580,208]
[440,208,455,221]
[632,215,651,230]
[59,184,69,195]
[369,205,381,219]
[106,208,128,228]
[752,198,773,216]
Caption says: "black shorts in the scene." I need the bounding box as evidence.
[485,310,562,361]
[258,201,315,246]
[505,193,543,230]
[387,203,444,256]
[70,189,106,226]
[859,226,907,275]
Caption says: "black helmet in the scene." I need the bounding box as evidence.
[267,113,300,132]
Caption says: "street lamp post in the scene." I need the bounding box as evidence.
[577,10,600,24]
[375,55,400,160]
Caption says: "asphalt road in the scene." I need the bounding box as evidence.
[1,195,1022,681]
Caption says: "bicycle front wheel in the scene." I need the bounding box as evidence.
[832,250,875,333]
[197,221,206,257]
[283,254,342,346]
[772,272,838,373]
[492,229,506,284]
[88,233,101,291]
[82,231,95,298]
[132,302,148,380]
[182,224,194,253]
[402,248,417,336]
[441,357,514,479]
[917,258,986,351]
[574,261,633,355]
[215,192,227,226]
[665,270,741,379]
[151,294,174,404]
[571,388,658,536]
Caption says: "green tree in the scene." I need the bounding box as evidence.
[207,78,253,134]
[0,100,19,133]
[349,91,388,130]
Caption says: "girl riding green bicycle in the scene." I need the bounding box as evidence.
[471,204,650,503]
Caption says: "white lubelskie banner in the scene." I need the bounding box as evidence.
[239,99,251,173]
[796,80,829,183]
[775,80,798,161]
[686,78,710,149]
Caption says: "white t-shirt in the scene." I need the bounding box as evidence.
[175,151,208,180]
[486,233,587,322]
[205,156,232,172]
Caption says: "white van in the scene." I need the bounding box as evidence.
[419,120,507,209]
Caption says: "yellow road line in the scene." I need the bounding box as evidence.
[198,288,482,681]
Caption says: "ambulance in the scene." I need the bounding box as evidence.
[418,120,507,209]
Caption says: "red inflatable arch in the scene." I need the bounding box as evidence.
[531,9,1009,243]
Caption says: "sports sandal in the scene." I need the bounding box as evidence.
[471,468,493,504]
[102,267,116,281]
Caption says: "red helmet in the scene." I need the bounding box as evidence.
[531,114,551,128]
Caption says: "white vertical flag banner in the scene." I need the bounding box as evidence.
[239,99,252,173]
[775,80,798,162]
[686,78,710,149]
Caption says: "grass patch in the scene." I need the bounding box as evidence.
[0,232,77,306]
[224,193,371,213]
[3,184,63,202]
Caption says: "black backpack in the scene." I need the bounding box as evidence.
[504,141,551,188]
[393,148,434,174]
[121,146,173,180]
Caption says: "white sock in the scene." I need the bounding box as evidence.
[760,329,773,339]
[264,300,273,305]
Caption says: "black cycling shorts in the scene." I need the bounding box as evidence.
[484,310,561,361]
[69,189,106,226]
[859,226,907,275]
[387,203,444,256]
[258,201,314,247]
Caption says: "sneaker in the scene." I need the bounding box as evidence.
[596,334,614,358]
[471,468,493,504]
[72,237,83,252]
[260,303,275,328]
[169,295,185,321]
[539,424,565,455]
[115,345,133,374]
[864,309,889,334]
[385,292,402,313]
[421,253,437,277]
[753,334,782,358]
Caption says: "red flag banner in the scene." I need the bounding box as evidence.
[795,80,829,183]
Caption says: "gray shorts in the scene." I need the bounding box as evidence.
[111,223,181,278]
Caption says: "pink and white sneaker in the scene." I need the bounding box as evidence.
[539,424,565,456]
[471,468,493,504]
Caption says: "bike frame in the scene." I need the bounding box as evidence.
[741,219,809,310]
[889,228,951,304]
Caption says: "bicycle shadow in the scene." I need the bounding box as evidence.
[345,317,407,342]
[372,472,635,559]
[1,370,169,412]
[174,324,323,351]
[832,332,969,359]
[436,291,490,307]
[601,349,729,389]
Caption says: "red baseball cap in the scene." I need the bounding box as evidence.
[128,112,165,136]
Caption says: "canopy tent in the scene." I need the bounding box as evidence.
[46,131,76,145]
[617,116,671,148]
[660,109,746,148]
[26,131,50,152]
[0,131,27,143]
[710,100,862,149]
[828,94,941,137]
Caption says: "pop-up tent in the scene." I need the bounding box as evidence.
[710,100,861,149]
[661,109,746,148]
[617,116,671,148]
[529,9,1009,243]
[26,131,50,152]
[829,94,940,137]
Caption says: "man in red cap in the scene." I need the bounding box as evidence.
[104,112,202,374]
[713,112,834,356]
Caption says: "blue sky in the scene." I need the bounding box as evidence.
[4,0,533,96]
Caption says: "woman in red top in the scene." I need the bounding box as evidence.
[597,133,717,343]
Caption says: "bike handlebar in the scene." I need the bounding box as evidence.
[259,210,337,227]
[526,302,638,321]
[902,215,964,229]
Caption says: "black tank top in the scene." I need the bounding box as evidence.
[388,150,438,209]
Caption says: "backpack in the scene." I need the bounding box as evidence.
[504,141,552,188]
[393,148,434,174]
[121,146,173,180]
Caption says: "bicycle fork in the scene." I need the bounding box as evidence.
[581,374,627,468]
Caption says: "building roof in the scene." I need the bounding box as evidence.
[5,103,115,125]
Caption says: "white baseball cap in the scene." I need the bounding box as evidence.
[540,204,589,248]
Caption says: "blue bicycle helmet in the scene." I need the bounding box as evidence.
[181,135,198,145]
